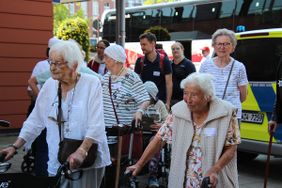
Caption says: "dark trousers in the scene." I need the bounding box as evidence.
[27,100,48,176]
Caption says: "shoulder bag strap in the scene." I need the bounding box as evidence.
[57,82,64,141]
[109,77,120,124]
[222,60,235,100]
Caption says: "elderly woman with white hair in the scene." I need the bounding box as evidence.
[0,40,111,188]
[127,72,240,188]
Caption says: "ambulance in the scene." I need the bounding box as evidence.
[233,28,282,160]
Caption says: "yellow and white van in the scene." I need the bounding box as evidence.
[233,28,282,160]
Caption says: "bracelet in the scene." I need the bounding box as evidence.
[78,147,88,157]
[137,108,145,115]
[8,144,18,151]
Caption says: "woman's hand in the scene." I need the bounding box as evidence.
[68,148,87,170]
[0,146,17,161]
[268,120,278,135]
[150,123,161,132]
[126,163,143,176]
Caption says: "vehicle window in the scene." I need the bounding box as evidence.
[219,0,236,18]
[233,38,282,81]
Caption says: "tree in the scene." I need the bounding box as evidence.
[144,26,171,41]
[57,17,90,61]
[53,4,88,35]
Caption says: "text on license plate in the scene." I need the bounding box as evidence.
[241,111,264,124]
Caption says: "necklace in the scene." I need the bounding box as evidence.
[111,66,125,80]
[64,75,78,133]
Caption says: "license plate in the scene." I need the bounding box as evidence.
[241,111,264,124]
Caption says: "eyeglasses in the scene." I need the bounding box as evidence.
[48,59,68,68]
[171,47,181,51]
[96,46,105,50]
[214,42,231,47]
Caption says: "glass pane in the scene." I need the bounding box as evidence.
[219,0,236,18]
[233,38,282,81]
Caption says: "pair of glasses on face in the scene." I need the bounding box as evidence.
[171,47,181,51]
[96,46,105,50]
[214,42,231,47]
[48,59,68,68]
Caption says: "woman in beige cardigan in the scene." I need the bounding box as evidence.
[127,72,240,188]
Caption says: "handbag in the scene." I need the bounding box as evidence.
[56,82,97,168]
[58,138,97,168]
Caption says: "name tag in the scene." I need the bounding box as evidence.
[203,127,217,136]
[153,71,161,76]
[111,82,122,89]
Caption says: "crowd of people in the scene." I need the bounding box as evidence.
[0,28,258,188]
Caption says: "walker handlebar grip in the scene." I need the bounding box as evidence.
[201,177,211,188]
[0,153,6,162]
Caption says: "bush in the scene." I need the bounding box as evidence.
[57,17,90,61]
[144,26,171,41]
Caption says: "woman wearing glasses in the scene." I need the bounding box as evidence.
[199,28,248,124]
[171,42,196,106]
[88,39,110,76]
[1,40,111,188]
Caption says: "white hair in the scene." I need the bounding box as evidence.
[49,40,83,72]
[180,72,215,100]
[212,28,237,47]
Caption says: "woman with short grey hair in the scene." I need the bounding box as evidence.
[200,28,248,123]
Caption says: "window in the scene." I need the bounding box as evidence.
[233,38,282,81]
[92,1,99,17]
[81,1,88,17]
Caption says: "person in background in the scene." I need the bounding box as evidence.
[171,42,196,106]
[0,40,111,188]
[268,59,282,134]
[155,43,168,58]
[101,44,150,187]
[199,28,248,124]
[200,46,211,63]
[141,81,168,188]
[88,39,110,76]
[127,72,240,188]
[25,37,61,177]
[134,32,173,111]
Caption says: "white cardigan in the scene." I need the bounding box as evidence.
[19,73,111,175]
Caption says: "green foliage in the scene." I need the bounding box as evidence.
[144,26,171,41]
[57,17,90,61]
[53,4,69,35]
[144,0,175,5]
[53,4,87,35]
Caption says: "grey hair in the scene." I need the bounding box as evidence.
[212,28,237,48]
[180,72,215,100]
[49,40,83,72]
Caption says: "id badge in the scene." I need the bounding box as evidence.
[153,71,161,77]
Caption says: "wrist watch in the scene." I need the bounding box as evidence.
[8,144,18,151]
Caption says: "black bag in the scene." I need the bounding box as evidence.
[201,177,211,188]
[58,138,98,168]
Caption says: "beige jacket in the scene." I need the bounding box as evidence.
[168,98,239,188]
